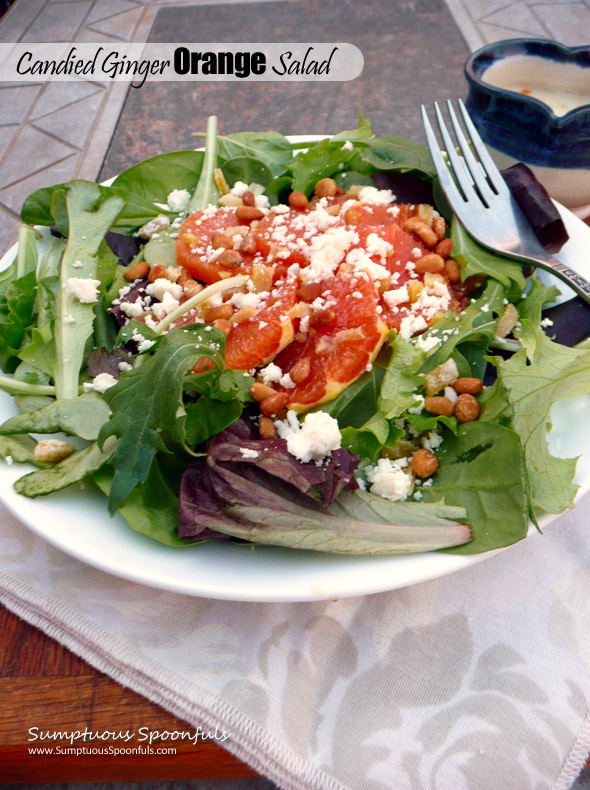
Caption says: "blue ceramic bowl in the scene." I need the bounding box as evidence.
[464,39,590,209]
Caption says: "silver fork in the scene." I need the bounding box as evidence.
[421,99,590,304]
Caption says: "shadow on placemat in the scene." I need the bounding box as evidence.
[0,781,278,789]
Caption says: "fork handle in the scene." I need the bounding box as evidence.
[544,260,590,304]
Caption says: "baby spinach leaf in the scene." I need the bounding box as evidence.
[14,436,118,498]
[94,458,196,546]
[98,325,227,514]
[288,138,357,194]
[0,434,38,464]
[206,130,292,177]
[421,421,528,554]
[221,156,274,188]
[111,150,204,209]
[0,392,110,442]
[184,396,242,447]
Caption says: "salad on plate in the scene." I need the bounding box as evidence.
[1,113,589,558]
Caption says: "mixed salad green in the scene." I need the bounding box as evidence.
[0,113,588,557]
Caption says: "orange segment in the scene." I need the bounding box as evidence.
[224,279,298,370]
[176,208,256,285]
[273,272,389,411]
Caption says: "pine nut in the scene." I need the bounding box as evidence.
[236,206,264,222]
[148,263,166,283]
[259,416,276,439]
[289,357,311,384]
[183,280,203,299]
[206,304,233,322]
[211,232,234,250]
[432,216,446,240]
[454,393,480,422]
[344,206,362,225]
[415,253,445,274]
[411,448,439,478]
[260,392,290,416]
[33,438,76,464]
[288,191,309,210]
[402,217,438,247]
[434,238,454,259]
[314,178,338,198]
[424,396,454,416]
[444,259,461,282]
[177,268,193,286]
[217,250,243,269]
[453,377,483,395]
[251,382,277,402]
[123,260,149,281]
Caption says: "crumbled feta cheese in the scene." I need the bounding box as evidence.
[415,334,440,352]
[399,313,428,340]
[137,214,170,240]
[300,227,358,283]
[259,362,283,385]
[444,386,458,404]
[341,140,354,151]
[255,194,270,210]
[229,181,249,197]
[422,430,443,451]
[152,291,180,319]
[118,361,132,371]
[63,313,76,324]
[365,233,393,259]
[366,457,412,501]
[166,188,190,213]
[279,411,341,463]
[72,260,83,269]
[345,247,390,282]
[83,372,118,394]
[65,277,101,304]
[358,186,395,205]
[120,299,144,318]
[4,455,13,466]
[541,317,554,328]
[239,447,259,459]
[383,284,409,309]
[411,247,422,259]
[279,372,296,389]
[146,278,184,302]
[131,333,155,353]
[480,303,490,313]
[230,291,267,310]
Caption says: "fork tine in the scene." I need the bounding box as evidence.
[433,102,479,203]
[457,99,510,195]
[421,105,466,211]
[446,101,497,206]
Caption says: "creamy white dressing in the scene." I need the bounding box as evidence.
[482,55,590,116]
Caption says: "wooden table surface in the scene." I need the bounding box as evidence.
[0,605,259,783]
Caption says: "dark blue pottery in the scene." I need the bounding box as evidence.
[464,39,590,205]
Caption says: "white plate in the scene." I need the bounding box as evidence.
[1,191,590,601]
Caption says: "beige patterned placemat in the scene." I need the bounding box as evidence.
[1,495,590,790]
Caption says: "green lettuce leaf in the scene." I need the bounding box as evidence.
[421,421,529,553]
[98,325,227,514]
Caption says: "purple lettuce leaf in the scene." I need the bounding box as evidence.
[109,279,148,327]
[105,231,143,265]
